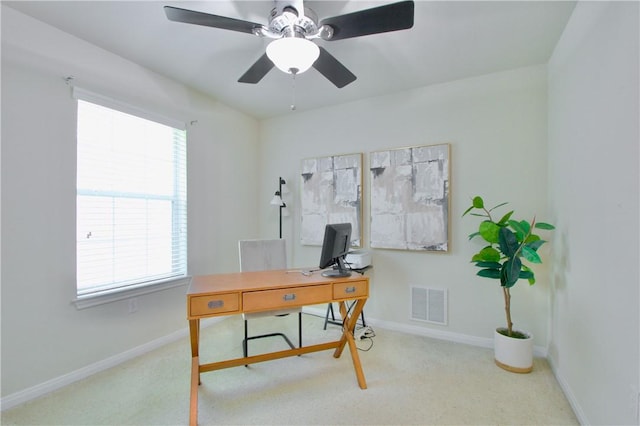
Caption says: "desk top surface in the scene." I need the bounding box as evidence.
[188,269,367,296]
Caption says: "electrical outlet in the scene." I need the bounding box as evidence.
[128,297,138,313]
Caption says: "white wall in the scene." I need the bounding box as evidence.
[4,3,638,423]
[259,65,551,345]
[1,6,259,398]
[547,2,639,424]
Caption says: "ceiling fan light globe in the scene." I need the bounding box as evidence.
[266,37,320,75]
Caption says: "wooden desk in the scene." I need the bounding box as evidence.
[187,270,369,426]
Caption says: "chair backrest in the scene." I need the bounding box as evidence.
[238,239,287,272]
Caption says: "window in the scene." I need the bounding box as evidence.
[75,90,187,300]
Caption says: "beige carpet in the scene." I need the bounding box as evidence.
[1,313,578,425]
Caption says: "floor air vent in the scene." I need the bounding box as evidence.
[411,286,447,325]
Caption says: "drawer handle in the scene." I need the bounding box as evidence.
[345,286,357,294]
[283,293,296,301]
[207,300,224,309]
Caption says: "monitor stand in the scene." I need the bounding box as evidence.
[321,257,352,278]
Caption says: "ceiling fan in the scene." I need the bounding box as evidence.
[164,0,414,88]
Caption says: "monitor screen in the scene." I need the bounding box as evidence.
[319,223,352,278]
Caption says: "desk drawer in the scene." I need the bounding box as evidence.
[189,293,240,318]
[333,280,368,299]
[243,284,332,313]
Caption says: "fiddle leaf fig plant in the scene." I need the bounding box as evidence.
[462,196,555,338]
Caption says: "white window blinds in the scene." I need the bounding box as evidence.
[75,91,187,297]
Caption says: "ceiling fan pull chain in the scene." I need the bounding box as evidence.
[290,71,297,111]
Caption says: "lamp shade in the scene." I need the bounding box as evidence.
[266,37,320,75]
[270,192,284,206]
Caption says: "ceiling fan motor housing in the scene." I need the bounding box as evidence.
[266,5,328,40]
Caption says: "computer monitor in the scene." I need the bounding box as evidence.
[319,223,352,278]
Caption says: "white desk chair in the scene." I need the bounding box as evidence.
[238,239,302,358]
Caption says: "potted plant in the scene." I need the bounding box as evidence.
[462,195,555,373]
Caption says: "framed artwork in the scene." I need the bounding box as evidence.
[370,143,450,251]
[300,153,363,247]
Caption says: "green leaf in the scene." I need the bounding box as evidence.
[472,196,484,209]
[525,233,541,244]
[497,210,514,225]
[477,268,501,279]
[474,261,503,269]
[508,219,528,241]
[527,239,545,251]
[498,227,519,257]
[467,231,481,240]
[521,245,542,263]
[471,246,501,263]
[488,201,508,212]
[535,222,555,230]
[462,205,474,217]
[479,221,500,243]
[519,270,534,279]
[522,265,536,285]
[501,257,522,288]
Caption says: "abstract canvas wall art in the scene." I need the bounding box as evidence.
[300,153,363,247]
[370,144,450,251]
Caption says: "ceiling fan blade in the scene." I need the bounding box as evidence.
[320,0,414,41]
[313,47,356,88]
[238,53,275,84]
[164,6,262,35]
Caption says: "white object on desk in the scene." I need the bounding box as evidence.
[345,250,371,269]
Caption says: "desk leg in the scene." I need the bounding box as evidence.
[189,319,200,382]
[334,300,368,389]
[189,319,200,426]
[190,356,199,426]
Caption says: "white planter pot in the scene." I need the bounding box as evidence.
[494,328,533,373]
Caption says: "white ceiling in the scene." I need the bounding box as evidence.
[5,1,576,119]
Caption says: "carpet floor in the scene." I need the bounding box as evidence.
[1,313,578,425]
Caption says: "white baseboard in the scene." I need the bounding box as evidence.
[546,353,588,424]
[0,317,224,411]
[303,306,547,357]
[3,308,548,411]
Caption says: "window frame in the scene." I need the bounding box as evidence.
[72,87,189,309]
